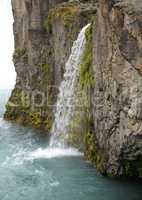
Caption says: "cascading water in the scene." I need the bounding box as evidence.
[50,24,90,148]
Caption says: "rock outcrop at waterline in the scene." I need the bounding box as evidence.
[5,0,142,178]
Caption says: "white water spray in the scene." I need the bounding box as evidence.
[50,24,90,148]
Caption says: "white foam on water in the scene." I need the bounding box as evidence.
[0,117,4,126]
[26,147,83,160]
[49,181,60,187]
[0,117,11,129]
[2,147,83,166]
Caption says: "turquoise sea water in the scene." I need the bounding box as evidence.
[0,90,142,200]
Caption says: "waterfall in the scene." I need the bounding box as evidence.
[50,24,90,148]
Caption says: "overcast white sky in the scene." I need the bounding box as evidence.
[0,0,16,89]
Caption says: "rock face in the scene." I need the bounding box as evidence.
[91,0,142,177]
[4,0,95,130]
[5,0,142,178]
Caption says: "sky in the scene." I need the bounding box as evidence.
[0,0,16,89]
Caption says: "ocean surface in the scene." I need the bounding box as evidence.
[0,90,142,200]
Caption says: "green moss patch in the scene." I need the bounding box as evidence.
[80,25,94,88]
[4,88,52,132]
[14,48,27,59]
[43,3,79,33]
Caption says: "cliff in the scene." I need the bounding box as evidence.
[89,0,142,177]
[4,0,142,178]
[4,0,96,130]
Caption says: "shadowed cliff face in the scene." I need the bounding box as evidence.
[92,0,142,177]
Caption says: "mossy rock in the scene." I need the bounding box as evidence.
[4,88,53,132]
[80,24,95,88]
[13,48,27,59]
[43,3,79,32]
[84,132,106,174]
